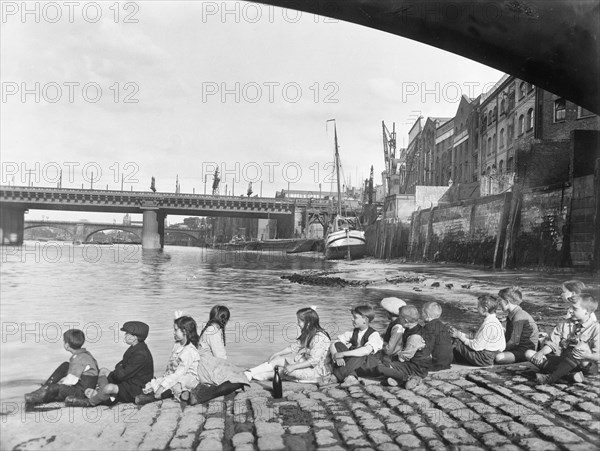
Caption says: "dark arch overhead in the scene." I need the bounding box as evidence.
[256,0,600,113]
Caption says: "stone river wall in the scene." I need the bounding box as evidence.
[401,183,577,268]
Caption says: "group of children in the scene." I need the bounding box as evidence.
[25,307,249,409]
[25,280,598,409]
[245,280,598,389]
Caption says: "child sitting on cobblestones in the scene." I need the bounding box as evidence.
[326,304,384,387]
[65,321,154,407]
[135,314,201,405]
[422,301,453,371]
[25,329,99,408]
[495,287,539,364]
[526,293,599,384]
[449,294,506,366]
[375,305,431,388]
[246,306,332,383]
[184,305,249,405]
[380,297,407,365]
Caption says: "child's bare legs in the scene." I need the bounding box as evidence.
[246,356,288,381]
[495,352,516,364]
[496,349,532,364]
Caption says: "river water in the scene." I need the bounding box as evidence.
[0,242,480,404]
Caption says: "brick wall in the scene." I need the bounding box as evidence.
[540,91,600,141]
[517,139,571,187]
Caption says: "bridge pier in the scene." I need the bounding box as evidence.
[0,205,26,245]
[141,209,165,250]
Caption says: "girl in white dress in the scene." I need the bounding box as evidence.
[245,307,332,383]
[136,315,200,404]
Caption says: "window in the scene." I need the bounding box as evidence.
[499,128,505,148]
[507,157,514,172]
[487,137,492,155]
[519,114,525,135]
[528,83,534,92]
[488,110,493,124]
[527,108,534,130]
[578,106,595,118]
[554,98,566,122]
[500,98,506,114]
[499,160,504,174]
[519,82,526,99]
[493,133,497,152]
[493,106,498,121]
[508,121,514,145]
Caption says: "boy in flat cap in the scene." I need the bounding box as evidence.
[66,321,154,406]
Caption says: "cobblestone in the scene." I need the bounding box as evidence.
[394,433,422,448]
[3,364,599,450]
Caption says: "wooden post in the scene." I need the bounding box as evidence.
[493,191,513,269]
[502,184,522,269]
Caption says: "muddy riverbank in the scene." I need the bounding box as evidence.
[282,259,600,332]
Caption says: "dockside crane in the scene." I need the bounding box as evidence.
[382,121,397,196]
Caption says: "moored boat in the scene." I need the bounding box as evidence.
[324,121,366,260]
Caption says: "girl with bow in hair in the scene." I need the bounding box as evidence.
[135,314,200,405]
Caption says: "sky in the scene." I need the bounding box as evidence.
[1,1,503,223]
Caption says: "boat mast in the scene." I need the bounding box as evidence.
[334,123,342,217]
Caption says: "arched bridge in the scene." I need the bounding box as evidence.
[23,220,203,244]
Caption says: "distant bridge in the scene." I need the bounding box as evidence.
[23,220,203,244]
[0,185,298,248]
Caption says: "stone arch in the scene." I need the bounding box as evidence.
[23,224,74,238]
[85,228,142,243]
[164,230,201,243]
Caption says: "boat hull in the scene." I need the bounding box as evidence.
[325,230,366,260]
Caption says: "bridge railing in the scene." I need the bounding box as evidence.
[2,185,358,210]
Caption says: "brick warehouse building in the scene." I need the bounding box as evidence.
[393,74,599,269]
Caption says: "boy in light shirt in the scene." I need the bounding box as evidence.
[450,294,506,366]
[526,294,599,384]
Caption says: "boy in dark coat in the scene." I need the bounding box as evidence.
[376,305,432,388]
[495,287,539,364]
[422,301,453,371]
[66,321,153,406]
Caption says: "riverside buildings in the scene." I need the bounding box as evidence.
[387,73,599,268]
[396,74,599,198]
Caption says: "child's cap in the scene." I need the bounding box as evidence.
[121,321,149,341]
[381,297,407,316]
